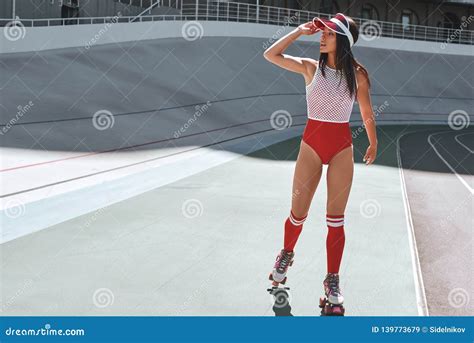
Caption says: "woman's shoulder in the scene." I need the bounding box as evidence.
[354,64,370,85]
[354,64,369,76]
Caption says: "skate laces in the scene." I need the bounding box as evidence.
[326,274,341,294]
[276,250,293,270]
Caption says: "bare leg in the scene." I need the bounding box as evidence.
[291,140,324,217]
[281,140,323,252]
[271,140,324,283]
[326,145,354,215]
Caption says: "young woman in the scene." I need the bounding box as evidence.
[263,13,378,309]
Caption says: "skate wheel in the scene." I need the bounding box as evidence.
[324,303,345,316]
[339,306,346,316]
[319,297,327,308]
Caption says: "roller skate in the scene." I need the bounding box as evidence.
[319,273,345,316]
[267,249,294,290]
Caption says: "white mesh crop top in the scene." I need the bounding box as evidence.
[305,65,357,122]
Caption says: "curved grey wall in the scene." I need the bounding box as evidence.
[1,26,473,153]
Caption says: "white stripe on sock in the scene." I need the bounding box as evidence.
[289,213,307,226]
[327,221,344,227]
[327,216,344,227]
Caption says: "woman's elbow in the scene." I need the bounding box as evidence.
[263,51,278,63]
[263,50,272,61]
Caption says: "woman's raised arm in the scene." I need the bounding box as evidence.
[263,22,319,76]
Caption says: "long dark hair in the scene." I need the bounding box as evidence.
[318,17,370,99]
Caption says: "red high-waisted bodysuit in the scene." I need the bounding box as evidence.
[302,64,356,164]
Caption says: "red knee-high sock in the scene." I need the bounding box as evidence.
[283,210,307,252]
[326,214,345,274]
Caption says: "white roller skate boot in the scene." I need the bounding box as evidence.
[269,249,295,286]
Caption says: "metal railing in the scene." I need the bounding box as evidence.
[131,0,161,22]
[1,0,472,45]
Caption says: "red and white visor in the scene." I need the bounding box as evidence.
[313,13,354,47]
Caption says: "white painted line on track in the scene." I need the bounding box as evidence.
[396,130,430,316]
[428,131,473,195]
[454,132,474,154]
